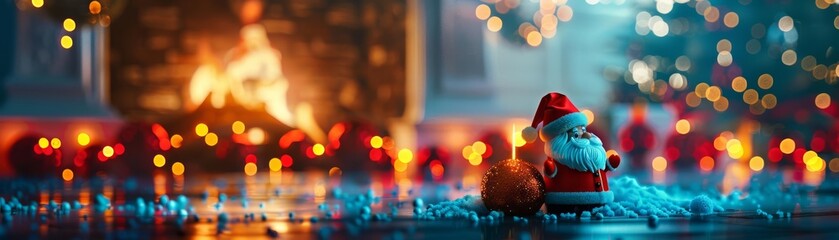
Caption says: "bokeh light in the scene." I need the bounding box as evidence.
[675,119,690,135]
[195,123,209,137]
[63,19,76,32]
[172,162,185,176]
[370,136,383,149]
[749,156,765,171]
[102,146,114,158]
[757,74,773,89]
[153,154,166,168]
[778,16,794,32]
[232,121,246,134]
[652,156,667,172]
[398,149,413,163]
[244,162,257,176]
[31,0,43,8]
[89,1,102,14]
[475,4,491,20]
[815,93,831,109]
[487,16,502,32]
[60,36,73,49]
[77,133,91,146]
[50,138,61,149]
[312,143,325,156]
[269,158,282,172]
[779,138,795,154]
[699,156,714,172]
[204,133,218,146]
[62,169,74,182]
[732,76,747,92]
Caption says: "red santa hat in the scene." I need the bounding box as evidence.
[521,92,589,143]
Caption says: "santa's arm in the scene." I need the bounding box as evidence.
[544,158,558,178]
[606,154,621,171]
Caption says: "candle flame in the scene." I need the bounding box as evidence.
[512,124,516,160]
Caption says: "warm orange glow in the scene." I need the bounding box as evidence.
[172,162,185,175]
[511,124,517,160]
[749,156,765,171]
[652,156,668,172]
[232,121,246,134]
[89,1,102,14]
[397,149,413,163]
[475,4,491,20]
[62,169,74,182]
[393,160,408,172]
[370,136,383,149]
[244,162,257,176]
[31,0,43,8]
[675,119,691,135]
[50,138,61,149]
[170,134,183,148]
[468,153,483,166]
[705,86,722,102]
[815,93,831,109]
[779,138,795,154]
[269,158,282,172]
[195,123,209,137]
[312,143,325,156]
[60,36,73,49]
[757,74,774,89]
[726,139,744,159]
[581,109,595,125]
[204,133,218,146]
[526,31,543,47]
[102,146,114,158]
[471,141,487,155]
[487,16,502,32]
[732,76,747,92]
[328,167,342,177]
[430,160,445,177]
[829,158,839,173]
[699,156,714,172]
[63,19,76,32]
[803,150,819,164]
[723,12,739,28]
[153,154,166,168]
[77,133,91,146]
[246,127,266,145]
[38,137,49,149]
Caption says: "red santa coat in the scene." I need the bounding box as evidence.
[543,155,621,205]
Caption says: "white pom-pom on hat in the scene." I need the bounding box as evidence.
[522,126,538,143]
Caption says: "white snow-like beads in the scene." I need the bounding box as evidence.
[522,126,538,143]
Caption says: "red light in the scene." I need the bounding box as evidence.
[792,148,806,163]
[43,147,54,156]
[768,148,782,162]
[665,146,680,160]
[34,144,42,154]
[54,150,62,167]
[621,138,634,151]
[369,148,382,161]
[280,154,293,167]
[327,123,345,148]
[482,144,493,158]
[114,143,125,155]
[74,150,87,167]
[279,130,305,149]
[811,137,825,152]
[304,146,316,159]
[245,154,257,163]
[97,151,107,162]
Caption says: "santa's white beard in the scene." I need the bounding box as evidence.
[546,131,607,173]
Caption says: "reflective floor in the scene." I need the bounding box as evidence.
[1,166,839,239]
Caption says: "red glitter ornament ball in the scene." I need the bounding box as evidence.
[480,159,546,216]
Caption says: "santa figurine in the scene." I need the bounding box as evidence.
[521,92,621,214]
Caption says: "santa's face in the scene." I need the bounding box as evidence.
[545,126,607,173]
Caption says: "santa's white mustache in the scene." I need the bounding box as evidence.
[546,132,607,173]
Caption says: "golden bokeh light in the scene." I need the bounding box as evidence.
[726,139,744,159]
[246,127,266,145]
[801,55,817,71]
[761,94,777,109]
[815,93,831,109]
[269,158,282,172]
[703,6,720,23]
[713,135,728,151]
[60,36,73,49]
[803,150,819,164]
[153,154,166,168]
[468,153,483,166]
[723,12,739,28]
[370,136,383,149]
[779,138,795,154]
[749,156,765,171]
[686,92,701,107]
[77,133,91,146]
[63,19,76,32]
[393,160,408,172]
[812,64,828,80]
[732,76,747,92]
[778,16,794,32]
[581,109,595,125]
[329,167,342,177]
[743,89,759,104]
[716,39,731,52]
[487,16,502,32]
[398,148,413,163]
[675,119,691,135]
[38,137,49,149]
[695,83,710,98]
[806,157,825,172]
[652,156,667,172]
[713,96,729,111]
[705,86,721,102]
[471,141,487,155]
[232,121,246,134]
[172,162,185,176]
[102,146,114,157]
[526,31,543,47]
[50,138,61,149]
[195,123,209,137]
[244,162,257,176]
[204,132,218,146]
[312,143,325,156]
[781,49,797,66]
[62,169,74,182]
[31,0,43,8]
[475,4,491,20]
[170,134,183,148]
